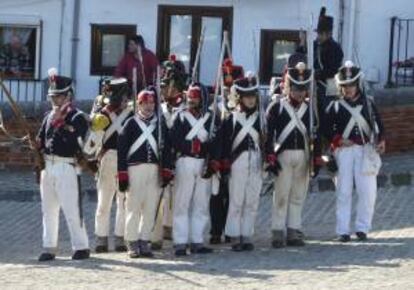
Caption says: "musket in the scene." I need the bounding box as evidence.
[77,174,84,227]
[220,31,233,120]
[202,31,227,178]
[210,30,227,141]
[251,30,267,152]
[307,14,317,176]
[153,65,165,229]
[0,74,45,183]
[363,88,379,145]
[191,26,206,83]
[224,31,233,61]
[132,67,137,112]
[137,45,147,88]
[156,65,163,178]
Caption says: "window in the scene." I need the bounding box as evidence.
[0,23,42,80]
[90,24,137,75]
[157,5,233,85]
[260,30,303,85]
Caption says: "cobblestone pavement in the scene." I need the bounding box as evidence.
[0,183,414,289]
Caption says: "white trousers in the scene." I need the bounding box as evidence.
[173,157,211,245]
[225,151,262,238]
[335,145,377,235]
[95,150,125,237]
[125,164,160,242]
[40,160,89,251]
[272,150,309,231]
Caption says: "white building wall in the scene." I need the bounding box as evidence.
[349,0,414,87]
[0,0,74,78]
[77,0,338,99]
[1,0,413,99]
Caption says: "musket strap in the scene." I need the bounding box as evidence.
[275,99,309,154]
[232,111,260,152]
[127,116,158,158]
[338,99,371,140]
[184,111,210,142]
[103,109,130,143]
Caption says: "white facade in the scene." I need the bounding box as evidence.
[0,0,413,100]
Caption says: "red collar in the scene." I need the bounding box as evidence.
[288,96,302,108]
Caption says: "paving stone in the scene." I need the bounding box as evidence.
[318,177,336,192]
[391,172,412,186]
[377,174,388,188]
[0,185,413,289]
[0,152,414,289]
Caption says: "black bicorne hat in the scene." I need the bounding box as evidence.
[317,7,334,33]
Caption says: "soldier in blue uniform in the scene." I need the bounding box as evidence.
[117,88,173,258]
[220,75,263,251]
[209,59,245,245]
[265,62,323,248]
[36,68,90,261]
[86,78,133,253]
[170,82,221,256]
[325,61,385,242]
[151,55,187,249]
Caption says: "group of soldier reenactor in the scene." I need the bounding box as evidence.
[34,7,385,262]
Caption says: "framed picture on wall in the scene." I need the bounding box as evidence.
[0,23,41,80]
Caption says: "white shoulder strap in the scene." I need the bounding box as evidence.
[338,99,371,140]
[184,111,210,141]
[276,99,308,144]
[127,117,158,158]
[103,109,131,143]
[231,111,260,152]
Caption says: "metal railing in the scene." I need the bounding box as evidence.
[0,78,46,104]
[387,17,414,87]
